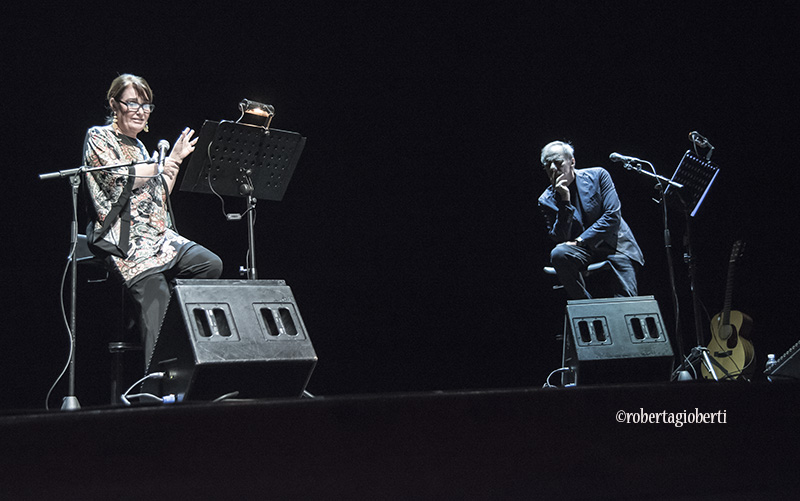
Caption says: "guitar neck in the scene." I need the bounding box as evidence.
[721,242,741,326]
[721,275,733,325]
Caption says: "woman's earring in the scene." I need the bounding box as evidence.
[112,112,120,133]
[144,121,149,133]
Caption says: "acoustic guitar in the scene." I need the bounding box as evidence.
[701,240,755,380]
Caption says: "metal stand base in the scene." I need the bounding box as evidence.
[61,396,81,411]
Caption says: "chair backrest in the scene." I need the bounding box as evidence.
[71,234,110,281]
[74,234,95,262]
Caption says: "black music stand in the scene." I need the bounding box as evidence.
[180,120,306,279]
[665,151,721,379]
[664,150,719,218]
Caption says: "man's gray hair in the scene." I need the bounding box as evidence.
[540,141,575,165]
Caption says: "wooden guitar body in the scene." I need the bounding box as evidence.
[701,310,755,380]
[700,241,755,380]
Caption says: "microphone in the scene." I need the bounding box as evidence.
[157,140,170,174]
[688,131,709,147]
[609,152,643,164]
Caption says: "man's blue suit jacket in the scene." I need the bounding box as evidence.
[538,166,644,266]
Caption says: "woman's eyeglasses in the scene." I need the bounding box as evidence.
[116,99,155,113]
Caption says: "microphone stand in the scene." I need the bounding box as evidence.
[659,149,720,380]
[39,158,156,410]
[678,198,719,380]
[618,160,686,372]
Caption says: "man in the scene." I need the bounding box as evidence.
[537,140,643,299]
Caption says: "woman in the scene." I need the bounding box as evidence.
[83,73,222,371]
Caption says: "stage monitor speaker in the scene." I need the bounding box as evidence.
[561,296,673,386]
[143,279,317,401]
[764,338,800,381]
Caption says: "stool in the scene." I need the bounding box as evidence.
[545,260,614,350]
[544,260,612,290]
[74,235,142,404]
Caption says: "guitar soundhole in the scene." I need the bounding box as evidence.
[726,326,739,349]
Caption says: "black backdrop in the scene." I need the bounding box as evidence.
[3,2,797,409]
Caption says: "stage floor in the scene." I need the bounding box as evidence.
[2,381,798,499]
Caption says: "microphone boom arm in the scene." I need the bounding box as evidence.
[620,160,683,189]
[39,157,157,181]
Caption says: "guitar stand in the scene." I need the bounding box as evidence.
[673,346,720,381]
[699,347,720,381]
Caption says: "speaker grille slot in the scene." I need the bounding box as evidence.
[625,314,666,343]
[189,304,238,341]
[261,308,280,337]
[279,308,298,336]
[572,317,612,346]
